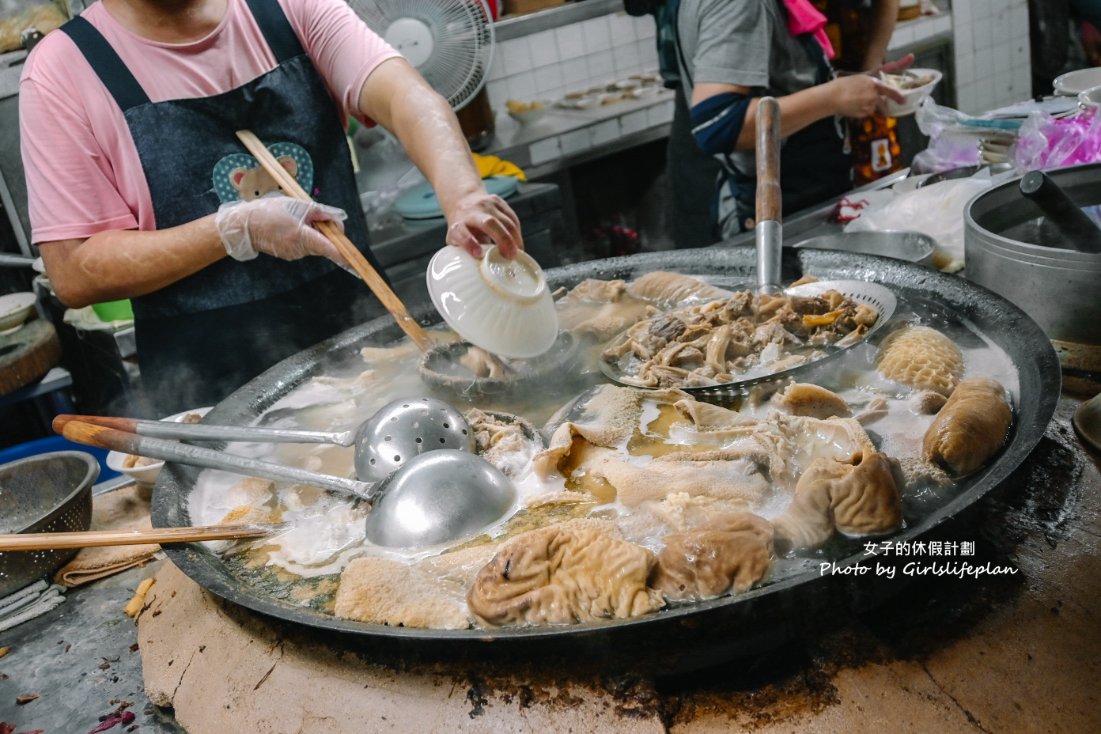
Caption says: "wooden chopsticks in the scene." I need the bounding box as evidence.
[234,129,433,351]
[0,524,285,551]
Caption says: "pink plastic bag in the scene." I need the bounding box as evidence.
[1013,107,1101,169]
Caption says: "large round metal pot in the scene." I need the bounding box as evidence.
[151,248,1060,671]
[965,162,1101,346]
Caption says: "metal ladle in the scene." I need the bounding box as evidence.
[56,400,517,548]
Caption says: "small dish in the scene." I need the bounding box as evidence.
[506,99,549,124]
[881,68,942,117]
[1055,68,1101,96]
[1078,85,1101,112]
[106,406,212,487]
[426,245,558,359]
[0,292,37,333]
[557,95,598,110]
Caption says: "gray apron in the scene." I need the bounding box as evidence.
[61,0,383,415]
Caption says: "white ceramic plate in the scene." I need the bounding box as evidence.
[426,246,558,359]
[106,406,212,486]
[0,292,37,333]
[1054,68,1101,96]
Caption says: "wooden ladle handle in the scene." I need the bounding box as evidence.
[58,420,374,499]
[235,129,434,352]
[755,96,782,225]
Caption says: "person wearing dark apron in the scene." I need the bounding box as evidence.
[60,0,377,415]
[725,34,854,230]
[670,0,907,239]
[22,0,521,416]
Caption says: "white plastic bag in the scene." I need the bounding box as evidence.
[844,177,995,271]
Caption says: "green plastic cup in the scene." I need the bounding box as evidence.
[91,299,134,322]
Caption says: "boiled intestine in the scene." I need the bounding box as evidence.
[624,270,733,307]
[923,378,1012,476]
[603,289,878,388]
[467,519,664,626]
[650,512,774,601]
[772,448,902,549]
[772,382,851,419]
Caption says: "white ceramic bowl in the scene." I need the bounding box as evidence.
[0,292,36,332]
[106,406,212,487]
[507,102,549,124]
[426,245,559,359]
[883,68,942,117]
[1055,68,1101,96]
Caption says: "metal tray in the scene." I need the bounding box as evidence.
[151,248,1060,670]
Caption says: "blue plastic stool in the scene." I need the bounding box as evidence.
[0,435,119,480]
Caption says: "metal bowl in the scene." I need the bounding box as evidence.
[965,162,1101,346]
[0,451,99,596]
[792,230,936,266]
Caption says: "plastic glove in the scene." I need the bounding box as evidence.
[215,197,349,265]
[445,192,524,259]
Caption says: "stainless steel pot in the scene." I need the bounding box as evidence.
[965,162,1101,347]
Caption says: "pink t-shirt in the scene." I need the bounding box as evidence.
[19,0,400,244]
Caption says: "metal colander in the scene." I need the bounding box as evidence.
[0,451,99,597]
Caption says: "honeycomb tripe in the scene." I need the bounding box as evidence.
[875,326,963,397]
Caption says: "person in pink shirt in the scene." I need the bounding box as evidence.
[19,0,522,415]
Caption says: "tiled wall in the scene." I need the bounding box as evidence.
[951,0,1032,114]
[486,2,1032,120]
[486,12,658,109]
[886,10,953,53]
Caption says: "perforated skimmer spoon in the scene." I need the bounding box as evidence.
[55,397,474,484]
[55,398,516,548]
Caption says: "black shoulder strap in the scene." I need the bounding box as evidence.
[670,0,692,88]
[61,16,150,112]
[244,0,305,63]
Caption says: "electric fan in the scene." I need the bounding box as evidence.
[349,0,495,112]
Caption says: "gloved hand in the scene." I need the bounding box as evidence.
[215,197,349,265]
[445,191,524,259]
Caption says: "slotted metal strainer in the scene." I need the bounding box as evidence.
[353,397,475,482]
[58,401,513,549]
[55,397,475,485]
[600,98,896,399]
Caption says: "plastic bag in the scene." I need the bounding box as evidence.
[910,98,982,174]
[844,176,996,271]
[1013,107,1101,170]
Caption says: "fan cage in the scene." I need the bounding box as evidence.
[350,0,495,111]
